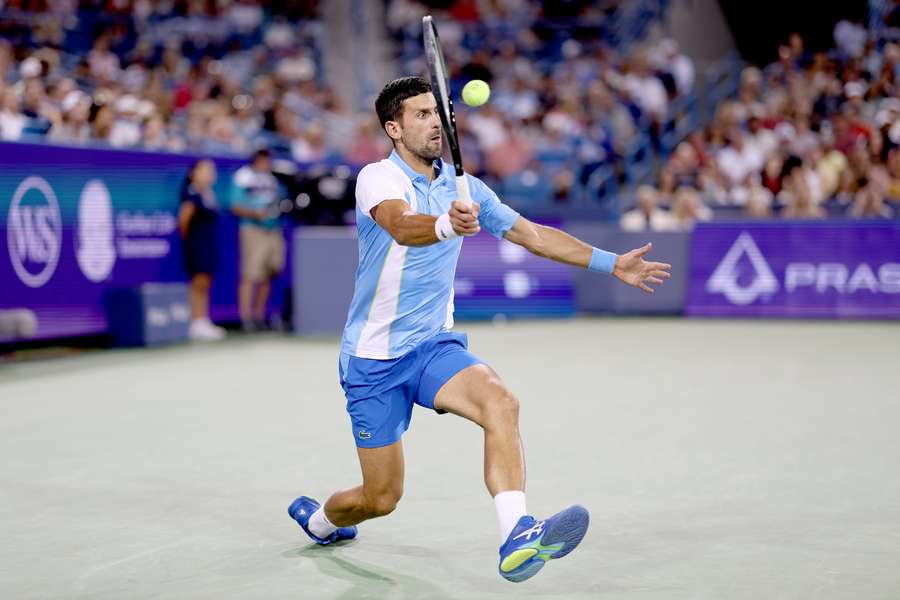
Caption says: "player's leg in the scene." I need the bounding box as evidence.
[289,441,404,545]
[289,351,415,545]
[423,339,589,583]
[433,363,525,496]
[323,440,404,525]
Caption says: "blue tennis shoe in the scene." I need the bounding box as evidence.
[288,496,358,545]
[498,505,590,582]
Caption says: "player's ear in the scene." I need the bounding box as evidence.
[385,120,402,143]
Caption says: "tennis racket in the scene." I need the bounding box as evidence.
[422,15,472,207]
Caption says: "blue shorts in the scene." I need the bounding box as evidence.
[339,331,482,448]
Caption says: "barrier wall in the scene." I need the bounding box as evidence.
[292,226,577,335]
[4,139,897,345]
[0,142,290,341]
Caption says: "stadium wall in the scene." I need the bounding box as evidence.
[2,144,898,344]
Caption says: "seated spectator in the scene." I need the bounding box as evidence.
[346,116,392,166]
[744,185,774,218]
[849,180,894,218]
[780,156,826,218]
[0,88,26,141]
[108,95,143,148]
[48,90,91,144]
[716,128,765,204]
[670,186,712,230]
[620,185,677,231]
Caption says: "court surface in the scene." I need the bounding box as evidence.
[2,318,899,600]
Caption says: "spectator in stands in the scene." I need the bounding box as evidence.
[734,67,764,125]
[179,159,226,342]
[49,90,91,144]
[0,88,25,141]
[108,95,143,148]
[744,185,774,218]
[716,128,764,204]
[620,185,676,231]
[654,38,694,96]
[347,116,392,166]
[231,149,285,331]
[671,186,712,230]
[834,17,868,60]
[780,156,826,219]
[621,48,668,123]
[850,177,894,218]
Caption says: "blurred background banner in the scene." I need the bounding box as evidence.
[453,230,576,320]
[0,142,290,340]
[688,221,900,318]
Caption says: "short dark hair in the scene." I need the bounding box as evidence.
[252,148,272,163]
[375,76,432,130]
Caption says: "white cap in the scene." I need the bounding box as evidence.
[62,90,88,113]
[137,100,155,118]
[115,94,139,113]
[20,56,41,78]
[844,81,865,98]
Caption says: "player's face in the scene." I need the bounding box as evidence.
[398,93,442,161]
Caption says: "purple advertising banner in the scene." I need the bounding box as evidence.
[1,141,290,341]
[453,231,575,319]
[687,221,900,318]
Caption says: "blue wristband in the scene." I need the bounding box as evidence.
[588,247,617,275]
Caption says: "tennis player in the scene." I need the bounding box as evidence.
[288,76,672,583]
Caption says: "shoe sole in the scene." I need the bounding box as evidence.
[500,505,590,582]
[542,504,589,559]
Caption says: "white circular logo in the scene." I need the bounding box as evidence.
[7,176,62,288]
[76,179,116,282]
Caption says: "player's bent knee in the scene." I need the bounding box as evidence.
[482,383,519,428]
[364,492,401,517]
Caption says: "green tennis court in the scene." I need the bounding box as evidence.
[2,318,899,599]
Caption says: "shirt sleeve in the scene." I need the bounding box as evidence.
[180,188,200,208]
[468,174,521,239]
[355,163,409,218]
[230,167,252,208]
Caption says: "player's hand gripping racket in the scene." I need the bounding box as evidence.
[423,15,472,208]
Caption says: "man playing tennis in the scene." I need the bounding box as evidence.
[288,76,671,583]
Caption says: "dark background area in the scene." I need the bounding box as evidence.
[719,0,869,65]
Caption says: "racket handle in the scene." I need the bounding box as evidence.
[455,174,472,208]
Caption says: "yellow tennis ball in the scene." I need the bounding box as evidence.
[462,80,490,107]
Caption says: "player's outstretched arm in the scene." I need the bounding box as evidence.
[504,217,672,294]
[372,199,479,246]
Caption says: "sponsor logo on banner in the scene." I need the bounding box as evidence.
[77,179,117,282]
[706,232,778,305]
[7,176,62,288]
[706,231,900,306]
[690,224,900,318]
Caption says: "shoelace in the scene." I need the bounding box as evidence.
[512,519,545,542]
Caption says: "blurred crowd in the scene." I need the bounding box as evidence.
[3,1,900,226]
[0,0,367,162]
[388,0,688,201]
[619,19,900,230]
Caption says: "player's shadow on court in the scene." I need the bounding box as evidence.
[283,544,454,599]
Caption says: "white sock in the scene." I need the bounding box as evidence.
[307,507,338,538]
[494,490,527,543]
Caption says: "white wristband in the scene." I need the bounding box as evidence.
[434,213,459,241]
